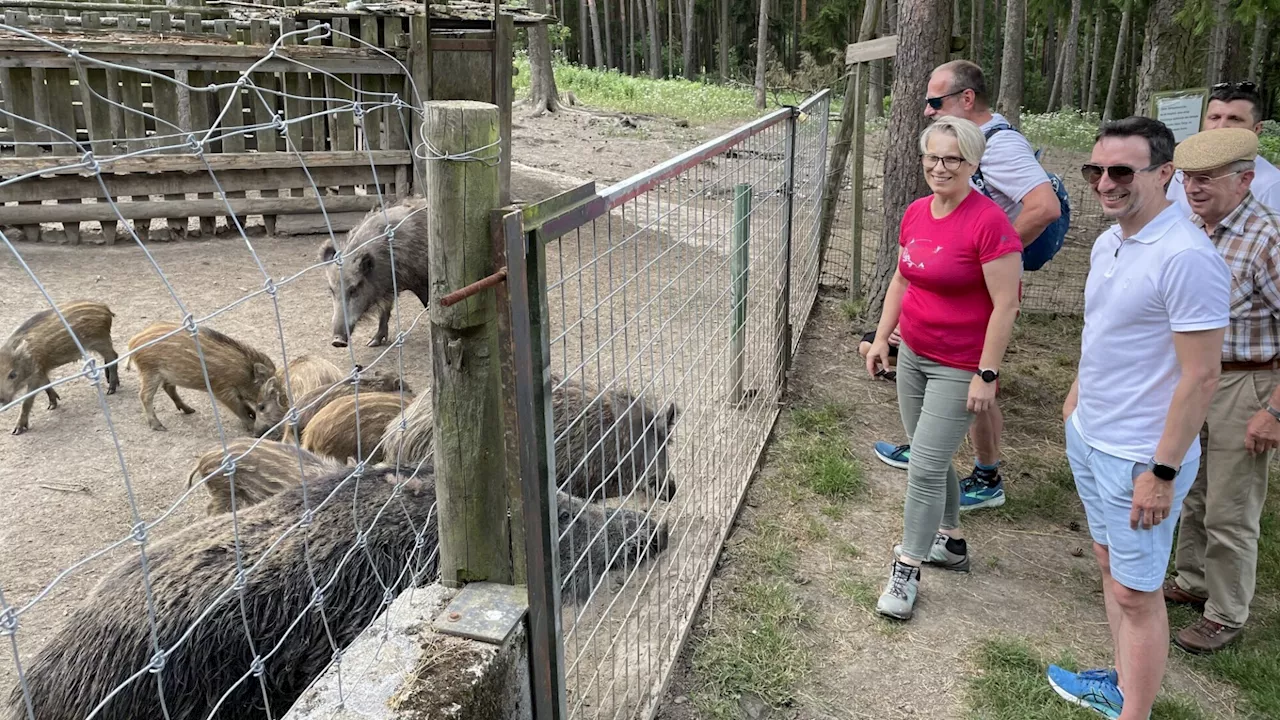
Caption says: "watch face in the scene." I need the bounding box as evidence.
[981,370,997,383]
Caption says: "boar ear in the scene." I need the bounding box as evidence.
[358,253,375,275]
[663,401,680,430]
[252,363,274,385]
[319,242,336,263]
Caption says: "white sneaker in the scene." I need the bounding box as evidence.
[875,559,920,620]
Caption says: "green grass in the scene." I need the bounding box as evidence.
[513,55,820,124]
[690,580,811,719]
[968,638,1207,720]
[779,404,865,500]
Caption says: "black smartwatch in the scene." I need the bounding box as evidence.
[1148,460,1178,482]
[978,368,999,383]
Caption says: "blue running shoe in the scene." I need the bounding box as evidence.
[1046,664,1124,718]
[959,472,1005,511]
[874,442,910,470]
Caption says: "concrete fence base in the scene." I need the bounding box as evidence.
[284,583,531,720]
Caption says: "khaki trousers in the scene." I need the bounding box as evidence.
[1173,369,1279,628]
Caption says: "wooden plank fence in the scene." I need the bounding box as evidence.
[0,5,422,244]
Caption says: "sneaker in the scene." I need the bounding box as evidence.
[1046,664,1126,719]
[875,560,920,620]
[893,532,970,573]
[959,471,1005,511]
[874,441,910,470]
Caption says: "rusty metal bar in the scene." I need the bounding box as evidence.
[437,266,508,307]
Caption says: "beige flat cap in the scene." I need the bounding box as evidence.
[1174,127,1259,172]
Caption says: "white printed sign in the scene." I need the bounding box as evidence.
[1154,93,1207,143]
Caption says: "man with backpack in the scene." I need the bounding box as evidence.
[872,59,1069,512]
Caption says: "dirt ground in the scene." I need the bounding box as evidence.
[0,105,736,700]
[654,295,1248,720]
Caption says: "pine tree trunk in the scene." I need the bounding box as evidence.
[990,0,1002,90]
[604,0,614,68]
[1206,0,1231,86]
[624,0,632,74]
[1102,1,1129,121]
[1250,14,1267,83]
[579,0,590,64]
[646,0,661,78]
[754,0,770,109]
[1047,23,1067,111]
[870,0,887,119]
[973,0,985,63]
[1086,9,1102,113]
[587,0,605,68]
[995,0,1025,125]
[866,0,953,319]
[682,0,697,79]
[1135,0,1180,116]
[527,0,562,114]
[719,0,730,78]
[1043,6,1057,79]
[1059,0,1080,110]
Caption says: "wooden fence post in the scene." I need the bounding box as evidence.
[426,100,511,588]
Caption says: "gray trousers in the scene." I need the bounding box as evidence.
[897,343,977,562]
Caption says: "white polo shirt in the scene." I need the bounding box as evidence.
[1072,202,1231,466]
[1168,153,1280,213]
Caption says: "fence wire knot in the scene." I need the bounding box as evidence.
[311,588,325,610]
[352,461,367,478]
[130,522,147,544]
[392,332,407,349]
[0,607,17,637]
[299,509,315,528]
[79,150,99,173]
[285,406,301,426]
[147,651,166,673]
[180,313,198,335]
[381,589,394,606]
[220,459,237,477]
[232,570,248,592]
[185,134,203,154]
[272,112,287,134]
[82,357,101,384]
[249,656,266,677]
[262,278,278,298]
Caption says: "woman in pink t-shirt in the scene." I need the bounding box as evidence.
[864,116,1023,621]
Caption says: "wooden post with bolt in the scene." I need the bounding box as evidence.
[426,99,512,587]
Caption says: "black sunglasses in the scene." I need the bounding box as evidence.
[926,88,969,110]
[1211,81,1258,94]
[1080,162,1164,186]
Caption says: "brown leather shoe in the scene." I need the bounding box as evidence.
[1163,578,1207,608]
[1174,616,1242,655]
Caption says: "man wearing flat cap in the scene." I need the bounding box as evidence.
[1164,127,1280,654]
[1168,81,1280,213]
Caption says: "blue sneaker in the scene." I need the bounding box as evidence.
[1046,664,1125,718]
[959,471,1005,511]
[874,442,910,470]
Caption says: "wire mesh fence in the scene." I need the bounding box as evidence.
[818,79,1116,316]
[509,91,831,720]
[1,23,445,720]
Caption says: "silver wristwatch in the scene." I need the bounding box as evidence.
[1266,405,1280,422]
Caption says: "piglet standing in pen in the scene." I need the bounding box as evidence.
[187,437,345,515]
[126,322,276,433]
[320,196,431,348]
[251,354,345,440]
[277,369,412,442]
[0,300,119,435]
[301,390,412,464]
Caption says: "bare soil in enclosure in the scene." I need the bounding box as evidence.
[0,105,735,700]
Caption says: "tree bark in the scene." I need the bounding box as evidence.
[1250,14,1267,83]
[526,0,561,114]
[603,0,614,69]
[719,0,729,78]
[1086,9,1102,113]
[870,0,887,119]
[579,0,589,64]
[995,0,1024,125]
[1134,0,1181,117]
[1059,0,1080,110]
[1047,21,1067,111]
[646,0,661,78]
[866,0,953,319]
[973,0,985,63]
[1206,0,1231,86]
[682,0,697,79]
[1103,0,1130,122]
[587,0,605,68]
[754,0,770,109]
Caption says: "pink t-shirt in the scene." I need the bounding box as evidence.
[897,191,1022,373]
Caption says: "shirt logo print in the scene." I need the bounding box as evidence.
[903,237,944,269]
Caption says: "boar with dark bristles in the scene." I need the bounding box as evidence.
[0,300,119,435]
[378,373,680,502]
[187,437,346,515]
[320,196,430,348]
[126,322,276,433]
[6,464,670,720]
[251,354,345,440]
[283,369,412,441]
[301,391,411,463]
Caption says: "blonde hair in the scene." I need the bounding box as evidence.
[919,116,986,166]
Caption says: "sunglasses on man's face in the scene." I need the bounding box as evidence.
[1211,81,1258,95]
[925,88,968,110]
[1080,162,1164,186]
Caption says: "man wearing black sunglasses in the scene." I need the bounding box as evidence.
[1168,81,1280,213]
[872,60,1063,510]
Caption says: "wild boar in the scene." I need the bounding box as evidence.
[186,437,345,515]
[251,354,346,440]
[0,300,119,435]
[285,369,412,440]
[300,391,411,463]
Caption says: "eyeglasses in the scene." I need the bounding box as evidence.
[922,153,967,170]
[1211,81,1258,95]
[1080,162,1165,185]
[1182,169,1247,189]
[925,88,969,110]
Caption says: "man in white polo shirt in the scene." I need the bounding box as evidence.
[1045,117,1231,720]
[1168,82,1280,212]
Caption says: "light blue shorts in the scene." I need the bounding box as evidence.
[1066,416,1198,593]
